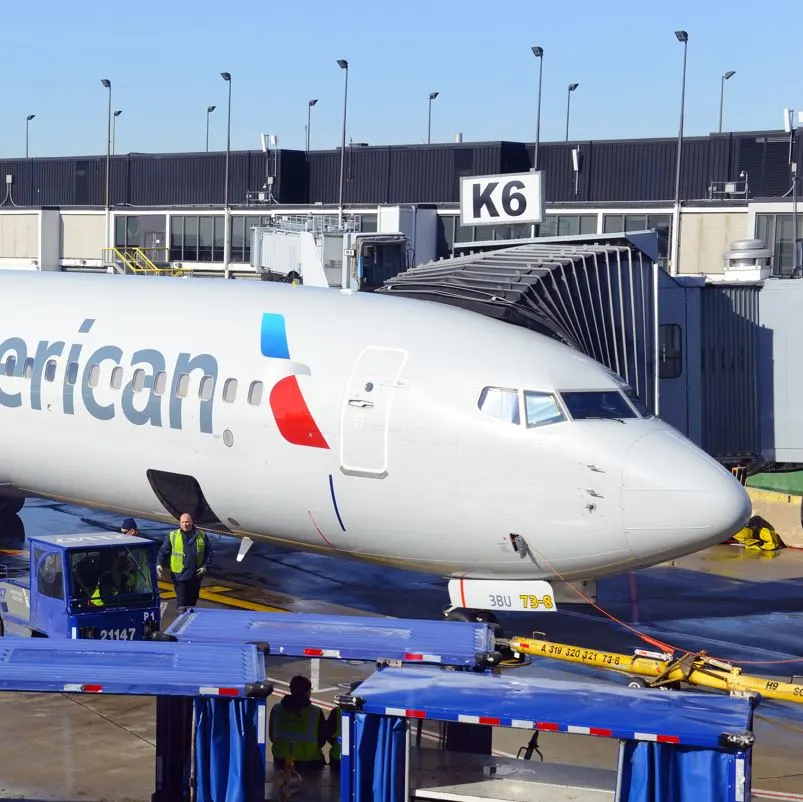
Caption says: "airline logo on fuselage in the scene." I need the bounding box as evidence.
[0,314,329,448]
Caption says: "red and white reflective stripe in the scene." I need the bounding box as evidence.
[536,721,560,731]
[510,719,535,729]
[634,732,680,744]
[199,687,240,696]
[303,648,341,658]
[403,653,442,663]
[458,715,501,726]
[64,683,102,693]
[385,706,427,718]
[567,725,613,737]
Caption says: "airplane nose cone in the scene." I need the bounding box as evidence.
[622,430,751,562]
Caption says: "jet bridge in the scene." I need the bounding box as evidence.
[379,233,660,414]
[378,231,763,469]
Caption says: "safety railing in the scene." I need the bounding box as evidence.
[101,247,183,276]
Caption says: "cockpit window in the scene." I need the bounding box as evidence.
[560,391,637,420]
[524,391,566,428]
[478,387,520,425]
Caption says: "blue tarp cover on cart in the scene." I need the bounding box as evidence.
[343,667,756,802]
[0,637,267,695]
[166,608,497,666]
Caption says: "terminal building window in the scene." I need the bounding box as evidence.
[230,216,268,263]
[114,215,168,260]
[603,213,671,266]
[756,213,803,277]
[170,215,224,262]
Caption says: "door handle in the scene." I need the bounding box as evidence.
[348,399,374,408]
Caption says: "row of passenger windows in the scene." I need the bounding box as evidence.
[478,386,651,427]
[2,356,267,406]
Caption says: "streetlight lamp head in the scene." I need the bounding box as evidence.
[221,72,231,82]
[207,105,216,113]
[429,91,439,100]
[674,30,688,42]
[309,98,318,107]
[531,46,543,57]
[337,59,348,70]
[101,78,111,89]
[113,109,122,118]
[26,114,35,122]
[724,70,735,80]
[568,83,579,92]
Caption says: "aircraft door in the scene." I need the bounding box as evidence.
[340,346,408,478]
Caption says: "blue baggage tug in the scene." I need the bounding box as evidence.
[0,532,161,639]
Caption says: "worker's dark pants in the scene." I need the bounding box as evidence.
[174,578,202,609]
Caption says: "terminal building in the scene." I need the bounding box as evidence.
[0,128,800,278]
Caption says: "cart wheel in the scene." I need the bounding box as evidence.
[627,678,647,689]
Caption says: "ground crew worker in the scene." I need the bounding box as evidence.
[120,517,138,536]
[156,512,211,611]
[91,550,136,606]
[269,675,327,773]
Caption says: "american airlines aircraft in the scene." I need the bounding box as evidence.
[0,271,749,618]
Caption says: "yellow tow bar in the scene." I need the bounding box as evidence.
[507,634,803,705]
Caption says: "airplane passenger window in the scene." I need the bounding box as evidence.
[44,360,57,382]
[477,387,520,425]
[66,362,79,386]
[110,366,123,390]
[4,356,15,377]
[23,358,34,379]
[175,374,189,398]
[87,365,100,388]
[198,375,214,401]
[132,369,146,392]
[153,371,167,396]
[223,378,238,403]
[524,391,566,428]
[248,381,264,406]
[560,391,637,420]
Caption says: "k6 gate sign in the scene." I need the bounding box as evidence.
[459,171,545,226]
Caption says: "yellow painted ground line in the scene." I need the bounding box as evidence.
[157,580,285,613]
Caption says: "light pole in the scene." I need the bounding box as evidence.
[206,105,216,152]
[112,110,122,155]
[306,98,318,153]
[101,78,112,250]
[718,70,735,134]
[336,59,349,225]
[221,72,232,278]
[672,30,689,275]
[565,83,579,141]
[427,91,439,144]
[25,114,35,159]
[531,46,543,170]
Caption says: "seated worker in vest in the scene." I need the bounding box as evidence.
[91,549,136,606]
[156,512,212,612]
[269,675,328,774]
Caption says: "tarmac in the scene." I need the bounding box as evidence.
[1,498,803,800]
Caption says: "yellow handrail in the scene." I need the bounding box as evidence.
[101,247,179,276]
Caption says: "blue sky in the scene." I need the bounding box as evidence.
[4,0,801,158]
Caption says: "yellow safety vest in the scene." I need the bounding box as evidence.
[90,569,134,607]
[168,529,206,575]
[329,713,341,760]
[271,704,323,762]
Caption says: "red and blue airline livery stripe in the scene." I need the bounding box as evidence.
[261,313,329,449]
[377,707,681,744]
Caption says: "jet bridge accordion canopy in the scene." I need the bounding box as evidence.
[379,232,659,411]
[165,608,500,667]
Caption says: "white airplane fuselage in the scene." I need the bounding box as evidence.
[0,272,750,583]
